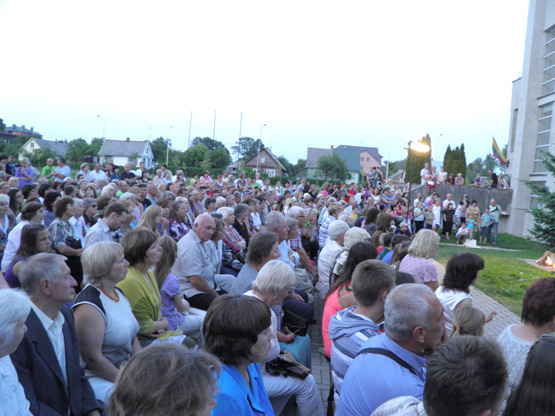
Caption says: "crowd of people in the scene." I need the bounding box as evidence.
[0,156,552,416]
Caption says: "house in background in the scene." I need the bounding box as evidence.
[243,147,287,177]
[98,138,154,169]
[298,147,333,179]
[19,138,67,160]
[333,145,382,183]
[6,124,42,138]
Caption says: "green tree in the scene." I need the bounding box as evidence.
[65,139,90,163]
[316,153,349,181]
[405,134,432,183]
[0,118,5,132]
[525,151,555,248]
[183,144,208,167]
[231,137,264,160]
[443,145,453,175]
[89,138,104,156]
[191,137,228,152]
[23,147,58,167]
[150,137,168,163]
[210,147,231,169]
[1,136,31,159]
[277,156,294,178]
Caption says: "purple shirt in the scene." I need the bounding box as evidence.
[159,273,184,330]
[398,254,437,285]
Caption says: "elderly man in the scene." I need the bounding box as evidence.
[287,207,318,279]
[420,163,430,186]
[119,163,137,185]
[442,193,454,208]
[116,180,129,198]
[337,284,447,416]
[11,253,100,416]
[372,336,508,416]
[145,183,159,205]
[330,260,396,400]
[89,163,108,183]
[84,202,128,248]
[317,220,349,297]
[51,157,71,184]
[42,157,56,181]
[488,199,501,245]
[172,214,227,310]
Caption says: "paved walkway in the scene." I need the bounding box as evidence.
[308,260,521,408]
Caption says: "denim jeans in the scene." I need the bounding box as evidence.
[491,221,499,244]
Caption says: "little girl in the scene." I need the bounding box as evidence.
[450,306,486,338]
[155,236,205,345]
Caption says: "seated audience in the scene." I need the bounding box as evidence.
[156,236,204,344]
[450,306,486,338]
[204,295,275,416]
[323,242,378,357]
[0,289,33,416]
[329,260,395,399]
[371,336,508,416]
[4,224,51,288]
[504,336,555,416]
[497,277,555,401]
[245,260,324,415]
[72,241,141,404]
[137,205,169,237]
[337,284,447,415]
[84,202,128,247]
[435,252,495,334]
[229,231,279,295]
[317,220,349,298]
[399,229,440,290]
[12,253,100,416]
[107,344,220,416]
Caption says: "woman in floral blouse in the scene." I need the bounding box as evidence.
[168,199,193,242]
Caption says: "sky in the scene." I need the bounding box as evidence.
[0,0,529,166]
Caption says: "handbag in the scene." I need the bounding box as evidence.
[265,356,311,380]
[282,309,311,337]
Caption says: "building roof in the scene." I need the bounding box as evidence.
[6,124,42,137]
[306,147,333,169]
[28,138,68,156]
[244,147,287,172]
[99,139,150,157]
[334,145,382,171]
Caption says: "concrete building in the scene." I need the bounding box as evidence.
[506,0,555,236]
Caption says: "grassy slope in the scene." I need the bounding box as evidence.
[434,234,553,316]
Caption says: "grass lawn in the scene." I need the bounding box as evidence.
[435,233,553,316]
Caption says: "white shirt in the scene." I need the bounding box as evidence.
[31,304,67,384]
[89,169,108,182]
[69,216,86,244]
[442,198,455,209]
[434,286,472,334]
[419,168,429,185]
[84,220,113,248]
[0,356,32,416]
[250,212,262,230]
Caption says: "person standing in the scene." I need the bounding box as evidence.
[41,158,56,182]
[51,157,71,186]
[419,163,429,185]
[488,199,501,245]
[488,169,498,189]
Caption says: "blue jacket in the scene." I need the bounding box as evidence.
[212,363,275,416]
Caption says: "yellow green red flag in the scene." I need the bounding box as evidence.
[492,137,507,165]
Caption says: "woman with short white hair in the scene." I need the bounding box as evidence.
[245,260,325,416]
[317,220,349,298]
[331,227,371,282]
[0,289,33,415]
[399,229,440,290]
[72,242,141,404]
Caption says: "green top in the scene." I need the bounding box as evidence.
[41,165,55,180]
[116,266,162,335]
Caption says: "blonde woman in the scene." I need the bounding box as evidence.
[399,229,440,290]
[15,158,34,187]
[136,205,169,237]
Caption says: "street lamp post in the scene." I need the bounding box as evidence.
[96,115,105,140]
[166,126,173,166]
[407,140,431,230]
[256,123,266,172]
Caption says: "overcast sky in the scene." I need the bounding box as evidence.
[0,0,529,165]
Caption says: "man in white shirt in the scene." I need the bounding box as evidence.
[11,253,100,416]
[84,202,127,248]
[132,161,145,177]
[420,163,430,185]
[442,193,454,208]
[88,163,108,182]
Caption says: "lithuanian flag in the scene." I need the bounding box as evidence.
[492,137,507,165]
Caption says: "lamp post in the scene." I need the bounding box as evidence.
[256,123,266,172]
[166,126,173,166]
[407,140,431,229]
[434,133,443,162]
[96,115,105,140]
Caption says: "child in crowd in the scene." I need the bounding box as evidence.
[456,222,469,245]
[450,306,486,337]
[424,205,435,230]
[480,207,494,244]
[432,224,440,233]
[155,236,205,345]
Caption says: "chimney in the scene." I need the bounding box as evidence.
[126,137,130,142]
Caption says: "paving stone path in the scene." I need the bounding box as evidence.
[308,260,521,407]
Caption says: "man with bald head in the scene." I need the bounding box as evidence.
[172,213,226,310]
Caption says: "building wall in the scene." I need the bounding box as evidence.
[359,151,381,173]
[506,0,555,237]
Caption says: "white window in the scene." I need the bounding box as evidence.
[542,26,555,96]
[530,181,546,210]
[534,103,552,173]
[260,157,266,164]
[266,169,276,177]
